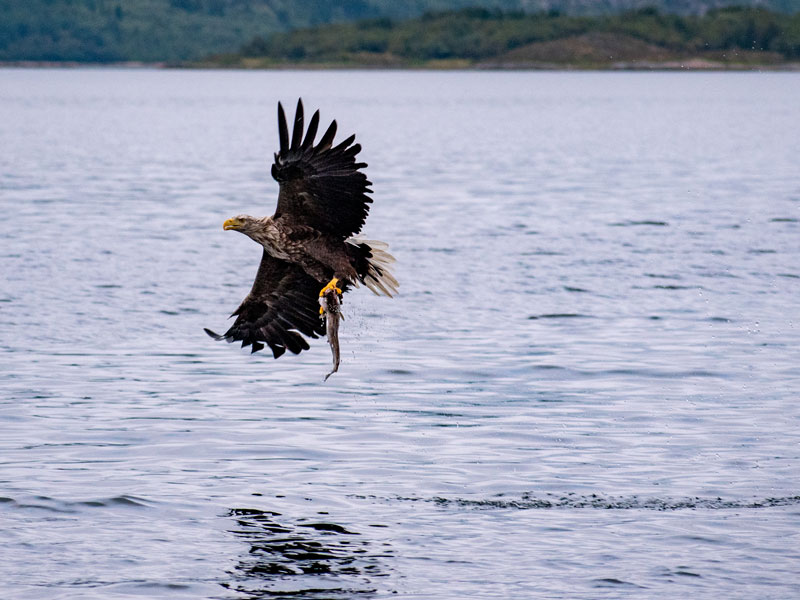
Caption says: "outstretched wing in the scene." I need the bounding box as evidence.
[271,98,373,240]
[205,250,325,358]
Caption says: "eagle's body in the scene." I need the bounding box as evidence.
[236,216,353,280]
[205,99,396,360]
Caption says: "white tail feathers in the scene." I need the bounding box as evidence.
[350,239,398,297]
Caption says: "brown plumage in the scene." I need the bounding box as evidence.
[205,99,397,360]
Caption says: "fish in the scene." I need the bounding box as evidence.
[318,288,343,381]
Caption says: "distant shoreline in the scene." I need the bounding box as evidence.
[191,58,800,71]
[3,60,800,71]
[0,61,167,69]
[4,6,799,73]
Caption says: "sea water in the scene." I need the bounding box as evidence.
[1,68,799,598]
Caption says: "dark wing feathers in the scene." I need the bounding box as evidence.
[317,119,337,151]
[204,250,324,359]
[277,102,289,153]
[272,98,372,240]
[290,99,304,151]
[302,110,319,150]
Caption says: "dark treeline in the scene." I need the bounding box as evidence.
[2,0,798,63]
[235,7,800,65]
[0,0,389,62]
[0,0,272,62]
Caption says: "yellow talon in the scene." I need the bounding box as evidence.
[319,277,342,297]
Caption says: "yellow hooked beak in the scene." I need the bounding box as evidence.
[223,217,240,231]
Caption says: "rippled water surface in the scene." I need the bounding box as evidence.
[2,69,800,599]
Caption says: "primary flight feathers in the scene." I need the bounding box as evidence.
[272,100,372,240]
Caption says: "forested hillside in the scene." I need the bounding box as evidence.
[224,7,800,68]
[1,0,798,62]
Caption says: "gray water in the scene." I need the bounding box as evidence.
[1,68,799,599]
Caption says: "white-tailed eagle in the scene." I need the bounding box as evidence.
[205,99,397,359]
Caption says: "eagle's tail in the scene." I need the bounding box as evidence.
[349,239,398,297]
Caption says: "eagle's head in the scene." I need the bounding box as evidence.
[223,214,265,235]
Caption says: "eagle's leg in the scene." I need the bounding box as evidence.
[319,277,342,314]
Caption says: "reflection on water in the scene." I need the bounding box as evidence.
[224,508,390,599]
